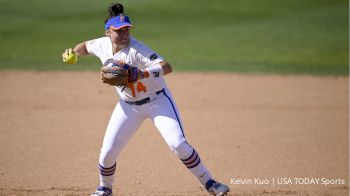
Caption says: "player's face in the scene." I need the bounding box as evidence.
[108,26,131,47]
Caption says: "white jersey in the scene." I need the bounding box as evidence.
[86,38,214,192]
[86,36,167,101]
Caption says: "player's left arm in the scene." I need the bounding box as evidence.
[159,60,172,76]
[130,43,172,81]
[101,60,171,86]
[131,60,172,82]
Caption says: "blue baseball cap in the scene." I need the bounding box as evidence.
[105,15,133,30]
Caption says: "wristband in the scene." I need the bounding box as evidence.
[128,66,151,82]
[145,64,163,78]
[129,67,139,82]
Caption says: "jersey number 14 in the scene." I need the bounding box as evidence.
[127,82,147,97]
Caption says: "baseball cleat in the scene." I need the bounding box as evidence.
[205,179,230,196]
[91,186,113,196]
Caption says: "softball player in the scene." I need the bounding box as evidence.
[62,3,229,196]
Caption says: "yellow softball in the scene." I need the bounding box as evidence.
[63,49,79,64]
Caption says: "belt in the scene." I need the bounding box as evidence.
[125,88,164,106]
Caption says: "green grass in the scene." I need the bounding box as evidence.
[0,0,348,75]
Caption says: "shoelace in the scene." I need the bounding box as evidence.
[94,190,109,195]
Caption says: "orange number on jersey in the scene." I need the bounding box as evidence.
[126,83,136,97]
[136,82,147,93]
[127,82,148,97]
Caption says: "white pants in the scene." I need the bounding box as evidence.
[98,88,211,189]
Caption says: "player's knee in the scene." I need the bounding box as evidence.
[172,141,193,160]
[99,147,119,167]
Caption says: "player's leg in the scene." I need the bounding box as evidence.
[97,100,146,190]
[148,89,229,195]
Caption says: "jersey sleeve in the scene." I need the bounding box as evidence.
[85,38,101,56]
[85,37,113,64]
[135,42,164,68]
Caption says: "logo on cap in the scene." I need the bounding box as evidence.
[120,15,124,22]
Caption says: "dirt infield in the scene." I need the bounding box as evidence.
[0,71,348,196]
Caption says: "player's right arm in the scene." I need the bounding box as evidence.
[63,37,112,65]
[62,37,113,64]
[62,41,89,64]
[73,42,89,57]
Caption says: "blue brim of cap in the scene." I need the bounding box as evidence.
[110,23,133,30]
[105,15,133,30]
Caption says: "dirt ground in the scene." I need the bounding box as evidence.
[0,71,348,196]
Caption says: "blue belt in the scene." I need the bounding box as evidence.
[125,89,165,106]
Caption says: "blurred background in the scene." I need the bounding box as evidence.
[0,0,348,75]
